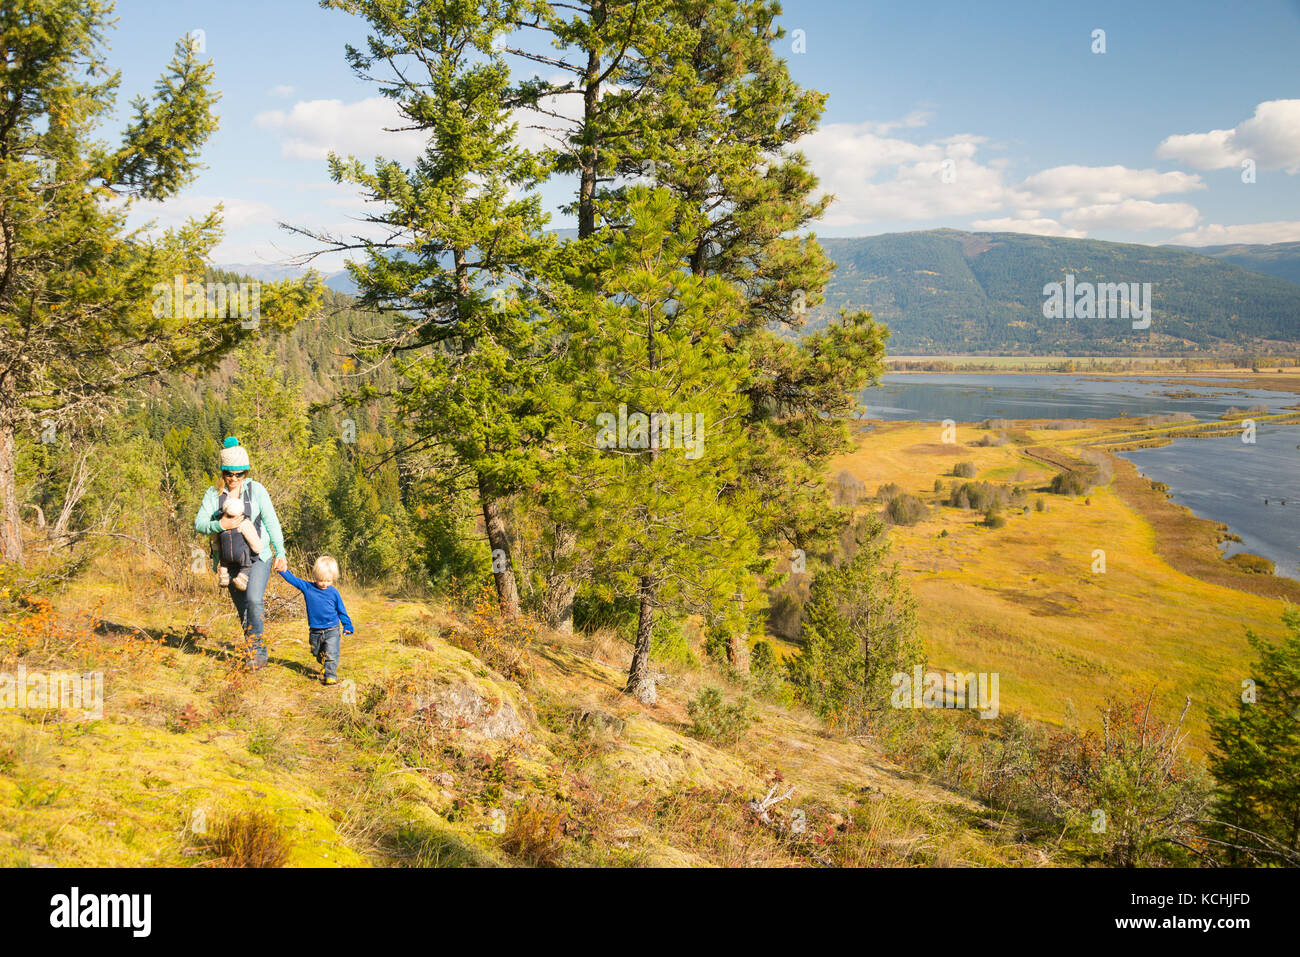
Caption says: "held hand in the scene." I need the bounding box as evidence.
[219,515,242,531]
[273,555,288,573]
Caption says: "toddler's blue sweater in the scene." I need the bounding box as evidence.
[279,570,354,633]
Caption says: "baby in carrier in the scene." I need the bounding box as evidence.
[215,491,264,591]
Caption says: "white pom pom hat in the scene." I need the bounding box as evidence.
[220,436,251,472]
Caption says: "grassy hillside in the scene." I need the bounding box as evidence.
[812,230,1300,354]
[0,565,1050,868]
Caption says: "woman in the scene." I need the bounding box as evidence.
[194,437,288,668]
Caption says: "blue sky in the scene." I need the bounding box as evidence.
[108,0,1300,271]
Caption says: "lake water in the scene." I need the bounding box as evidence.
[858,374,1300,580]
[1118,428,1300,579]
[860,373,1299,422]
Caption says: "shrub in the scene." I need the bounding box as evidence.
[198,809,292,868]
[686,687,755,745]
[1034,496,1047,512]
[948,481,1010,511]
[983,508,1006,529]
[952,461,977,478]
[1050,469,1095,496]
[876,482,904,502]
[1033,696,1209,867]
[933,478,944,493]
[831,470,866,506]
[1227,552,1274,575]
[883,493,927,526]
[448,587,537,683]
[750,640,776,674]
[500,800,568,867]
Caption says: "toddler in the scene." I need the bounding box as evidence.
[278,556,354,685]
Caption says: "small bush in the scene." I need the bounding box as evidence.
[500,800,568,867]
[952,461,977,478]
[1051,469,1095,496]
[933,478,944,493]
[983,508,1006,529]
[686,687,755,745]
[1034,497,1047,512]
[948,481,1010,511]
[884,493,927,526]
[1227,552,1275,575]
[750,640,776,674]
[876,482,904,502]
[199,810,291,868]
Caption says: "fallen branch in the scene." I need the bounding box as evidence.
[748,784,796,826]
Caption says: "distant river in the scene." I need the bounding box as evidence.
[860,373,1300,422]
[858,374,1300,580]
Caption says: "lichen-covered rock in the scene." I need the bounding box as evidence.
[417,681,528,741]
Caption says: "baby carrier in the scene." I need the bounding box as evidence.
[217,484,264,567]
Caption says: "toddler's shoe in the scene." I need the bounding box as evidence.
[218,566,230,587]
[233,571,249,591]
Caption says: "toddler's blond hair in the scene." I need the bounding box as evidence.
[313,555,340,582]
[223,496,246,518]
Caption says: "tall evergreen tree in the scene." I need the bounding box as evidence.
[557,188,756,702]
[514,0,889,642]
[309,0,556,616]
[786,519,922,727]
[1207,608,1300,865]
[0,0,229,565]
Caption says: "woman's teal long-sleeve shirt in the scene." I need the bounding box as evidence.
[194,480,286,564]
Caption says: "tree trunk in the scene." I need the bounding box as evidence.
[479,477,520,618]
[577,42,601,240]
[624,575,658,704]
[543,522,577,634]
[0,379,22,566]
[726,591,750,673]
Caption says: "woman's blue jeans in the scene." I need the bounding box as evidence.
[228,556,271,665]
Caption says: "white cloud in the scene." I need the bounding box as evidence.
[1061,199,1201,232]
[1168,221,1300,246]
[803,122,1010,225]
[1157,100,1300,173]
[134,195,276,230]
[254,97,428,163]
[1012,165,1204,208]
[968,216,1086,238]
[804,115,1207,234]
[267,85,296,98]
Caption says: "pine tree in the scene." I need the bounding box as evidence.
[309,0,556,617]
[1207,608,1300,865]
[557,187,756,703]
[0,1,317,565]
[786,519,922,728]
[516,0,889,640]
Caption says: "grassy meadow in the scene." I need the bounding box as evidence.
[828,418,1295,750]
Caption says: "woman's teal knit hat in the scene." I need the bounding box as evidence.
[220,436,251,472]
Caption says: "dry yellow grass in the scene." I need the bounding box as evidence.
[831,419,1292,750]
